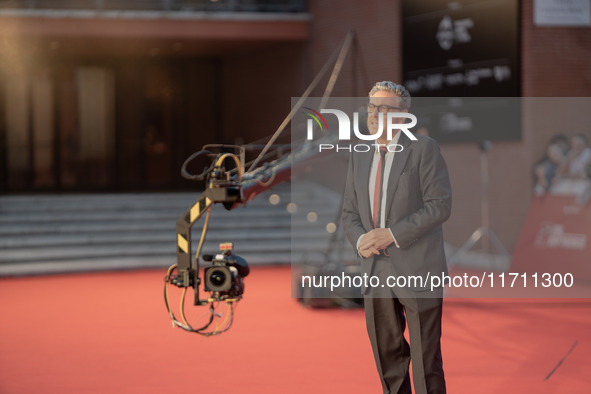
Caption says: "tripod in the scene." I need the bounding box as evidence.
[449,141,510,269]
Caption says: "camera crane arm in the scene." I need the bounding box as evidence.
[173,139,321,292]
[164,30,354,335]
[164,139,329,334]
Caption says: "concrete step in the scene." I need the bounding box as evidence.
[0,200,337,221]
[0,237,350,262]
[0,227,338,249]
[0,181,355,275]
[0,214,341,236]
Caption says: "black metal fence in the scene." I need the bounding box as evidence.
[0,0,307,12]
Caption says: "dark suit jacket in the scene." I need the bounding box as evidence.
[341,134,452,292]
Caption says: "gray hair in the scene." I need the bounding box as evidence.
[368,81,411,110]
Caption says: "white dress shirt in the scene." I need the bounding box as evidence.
[356,131,401,254]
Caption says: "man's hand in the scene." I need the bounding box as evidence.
[359,245,380,258]
[359,228,394,252]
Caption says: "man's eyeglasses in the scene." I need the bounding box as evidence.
[367,103,402,113]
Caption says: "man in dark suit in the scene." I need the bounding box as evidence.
[342,81,452,394]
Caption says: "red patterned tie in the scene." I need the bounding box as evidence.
[373,147,387,228]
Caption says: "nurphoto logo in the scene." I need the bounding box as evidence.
[304,108,418,152]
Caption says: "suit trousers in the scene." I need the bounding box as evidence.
[363,258,446,394]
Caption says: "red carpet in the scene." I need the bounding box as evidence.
[1,266,590,393]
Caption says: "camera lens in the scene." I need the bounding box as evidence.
[204,266,232,292]
[210,270,226,286]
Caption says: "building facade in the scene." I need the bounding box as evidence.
[1,0,590,252]
[0,0,309,191]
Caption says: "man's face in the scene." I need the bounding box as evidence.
[367,91,407,142]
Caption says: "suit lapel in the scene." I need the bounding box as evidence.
[384,135,413,220]
[358,149,374,227]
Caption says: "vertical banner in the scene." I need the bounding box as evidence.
[402,0,520,98]
[512,195,591,283]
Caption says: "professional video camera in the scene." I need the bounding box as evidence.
[163,146,252,336]
[163,143,295,336]
[203,243,250,299]
[163,138,331,335]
